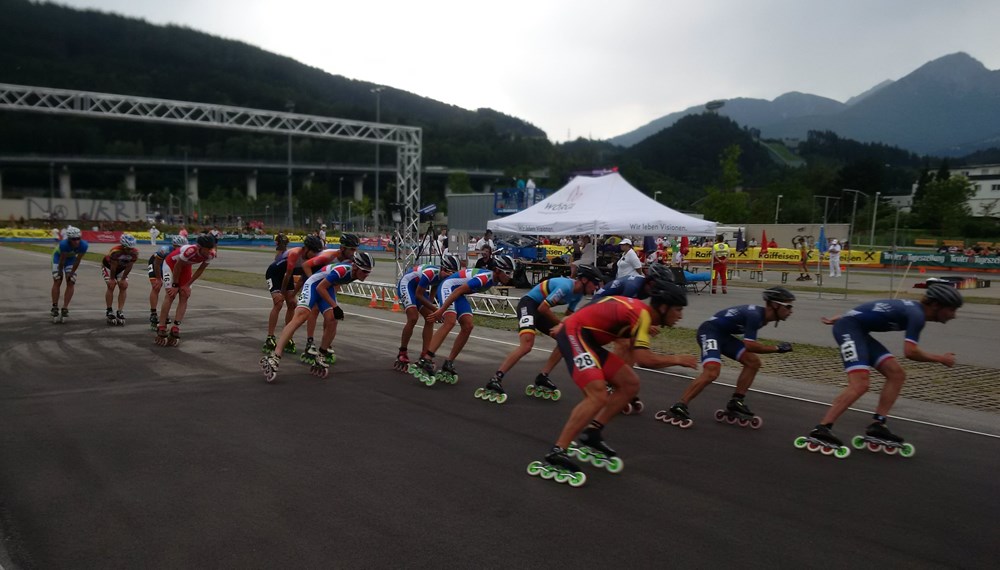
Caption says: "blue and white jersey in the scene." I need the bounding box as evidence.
[152,245,172,259]
[703,305,767,342]
[841,299,926,345]
[592,275,648,301]
[51,238,89,263]
[299,262,356,290]
[398,264,447,290]
[524,277,583,311]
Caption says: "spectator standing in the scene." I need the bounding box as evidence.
[318,224,327,247]
[711,234,730,294]
[149,225,160,246]
[616,239,643,279]
[796,237,811,281]
[475,229,495,252]
[437,228,449,256]
[768,237,778,249]
[828,239,842,277]
[178,226,189,240]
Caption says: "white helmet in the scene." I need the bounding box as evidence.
[120,233,137,248]
[831,239,839,245]
[65,226,82,239]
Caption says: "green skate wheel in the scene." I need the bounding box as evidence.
[540,467,557,480]
[900,443,916,458]
[554,472,570,484]
[834,447,851,459]
[526,461,543,476]
[793,436,808,449]
[423,376,436,386]
[567,472,586,487]
[551,389,561,401]
[605,456,624,474]
[525,385,535,396]
[496,393,508,404]
[851,436,865,449]
[473,388,485,399]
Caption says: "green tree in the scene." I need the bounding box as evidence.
[447,172,473,194]
[701,186,749,224]
[719,144,742,191]
[911,175,974,234]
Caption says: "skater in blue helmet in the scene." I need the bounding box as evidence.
[49,226,89,323]
[102,233,141,326]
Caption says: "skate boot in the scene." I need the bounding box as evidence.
[435,360,459,385]
[621,396,644,415]
[409,357,436,385]
[283,338,297,355]
[715,398,763,429]
[569,428,624,473]
[323,348,336,365]
[526,446,587,487]
[474,377,507,403]
[106,309,117,326]
[793,424,851,458]
[852,422,915,457]
[166,324,181,347]
[310,351,330,379]
[50,306,60,324]
[59,307,69,324]
[393,349,410,372]
[655,402,694,428]
[154,324,168,346]
[260,354,280,383]
[262,335,277,355]
[301,345,320,366]
[299,338,317,363]
[525,373,561,401]
[149,312,159,331]
[116,310,126,326]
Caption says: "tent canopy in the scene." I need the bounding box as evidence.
[486,173,716,237]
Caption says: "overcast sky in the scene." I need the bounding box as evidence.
[54,0,1000,142]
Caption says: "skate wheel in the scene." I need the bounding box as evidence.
[900,443,916,458]
[806,442,821,452]
[834,447,851,459]
[820,446,834,456]
[749,416,763,429]
[793,436,808,449]
[551,389,561,401]
[540,467,557,480]
[737,418,750,427]
[526,461,543,476]
[654,410,668,421]
[867,441,882,453]
[677,419,693,429]
[633,401,643,413]
[605,456,624,474]
[496,393,508,404]
[567,472,586,487]
[714,409,726,422]
[621,403,633,415]
[473,388,485,399]
[726,415,738,425]
[554,472,570,484]
[884,445,898,456]
[524,385,535,396]
[265,372,276,383]
[851,436,865,450]
[423,376,436,386]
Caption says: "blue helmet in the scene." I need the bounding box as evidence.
[171,235,188,247]
[120,233,137,248]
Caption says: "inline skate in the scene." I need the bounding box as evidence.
[262,335,277,354]
[283,338,297,355]
[166,324,180,347]
[435,360,459,385]
[154,324,168,346]
[149,312,159,331]
[310,350,331,379]
[793,424,851,458]
[106,309,118,326]
[260,354,280,383]
[50,306,60,324]
[851,422,915,457]
[474,376,507,403]
[409,357,436,386]
[714,397,763,429]
[525,373,561,401]
[393,349,410,372]
[59,307,69,324]
[299,338,316,364]
[115,310,126,326]
[567,428,624,473]
[621,396,644,415]
[526,446,587,487]
[654,402,694,428]
[324,348,336,365]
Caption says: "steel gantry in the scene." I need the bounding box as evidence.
[0,82,424,277]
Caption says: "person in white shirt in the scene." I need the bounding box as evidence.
[616,238,643,279]
[828,239,842,277]
[475,230,495,252]
[318,224,327,247]
[437,228,449,256]
[149,225,160,245]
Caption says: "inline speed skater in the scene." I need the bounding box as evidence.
[49,226,88,323]
[657,286,796,429]
[394,254,459,380]
[261,234,325,355]
[794,283,962,459]
[102,233,140,326]
[487,265,603,401]
[424,255,516,392]
[528,275,697,486]
[155,234,217,346]
[260,251,373,383]
[297,233,360,362]
[147,235,187,328]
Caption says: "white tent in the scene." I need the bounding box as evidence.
[486,173,717,237]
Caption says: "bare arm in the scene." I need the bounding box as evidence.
[903,342,956,367]
[633,348,698,370]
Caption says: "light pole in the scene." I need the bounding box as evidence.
[843,189,869,247]
[870,191,881,246]
[264,204,270,228]
[285,101,295,229]
[775,194,783,224]
[653,191,662,203]
[338,177,344,227]
[347,201,353,231]
[371,86,385,231]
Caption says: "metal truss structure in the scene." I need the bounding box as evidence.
[0,82,423,277]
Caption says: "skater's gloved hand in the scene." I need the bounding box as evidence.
[776,342,793,353]
[333,305,345,320]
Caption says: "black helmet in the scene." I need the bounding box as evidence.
[924,283,963,308]
[352,251,374,271]
[494,254,516,274]
[440,254,460,273]
[762,286,796,304]
[303,235,323,252]
[575,264,604,284]
[646,263,676,283]
[275,233,289,245]
[339,233,360,249]
[196,234,216,248]
[649,273,688,307]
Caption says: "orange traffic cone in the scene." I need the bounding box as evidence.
[369,292,378,308]
[391,295,401,312]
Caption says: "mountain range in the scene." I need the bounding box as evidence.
[609,53,1000,157]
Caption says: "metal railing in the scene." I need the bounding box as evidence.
[338,281,518,318]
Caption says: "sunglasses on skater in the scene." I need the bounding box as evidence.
[772,301,793,310]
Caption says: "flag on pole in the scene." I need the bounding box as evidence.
[680,236,690,255]
[759,230,769,254]
[818,226,828,254]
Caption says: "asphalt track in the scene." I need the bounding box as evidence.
[0,246,998,569]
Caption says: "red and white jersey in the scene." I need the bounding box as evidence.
[165,244,216,268]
